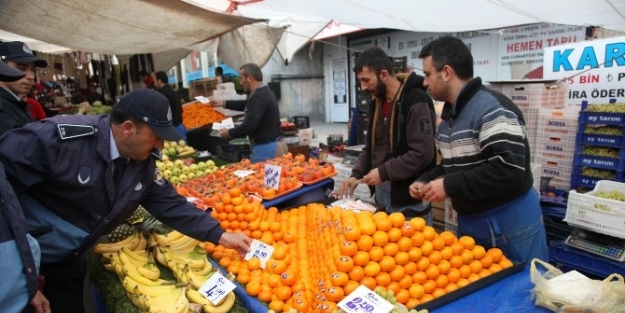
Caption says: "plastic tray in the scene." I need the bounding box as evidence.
[548,240,625,278]
[299,171,337,185]
[255,182,302,200]
[565,180,625,238]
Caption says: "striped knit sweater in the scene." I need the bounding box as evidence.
[417,78,534,215]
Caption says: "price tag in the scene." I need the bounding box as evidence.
[194,96,210,104]
[264,164,281,190]
[233,170,255,178]
[337,285,394,313]
[198,272,236,306]
[244,239,274,268]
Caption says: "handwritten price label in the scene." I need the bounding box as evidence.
[244,239,275,268]
[264,164,281,190]
[198,272,236,305]
[338,285,393,313]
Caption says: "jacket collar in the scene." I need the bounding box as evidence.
[440,77,483,120]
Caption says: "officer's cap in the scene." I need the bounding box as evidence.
[0,60,25,82]
[0,41,48,68]
[115,89,183,142]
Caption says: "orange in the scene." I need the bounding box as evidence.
[469,260,483,274]
[457,278,470,288]
[236,273,250,285]
[272,246,288,260]
[487,248,504,263]
[374,272,392,286]
[444,283,459,293]
[431,237,446,251]
[268,260,287,274]
[330,271,349,286]
[267,273,281,288]
[379,256,396,272]
[388,212,406,228]
[409,284,425,300]
[387,228,402,242]
[499,258,514,269]
[400,222,416,237]
[398,275,413,289]
[449,255,464,269]
[389,264,406,282]
[369,246,384,262]
[386,282,400,295]
[343,225,362,241]
[468,273,480,283]
[404,261,418,275]
[359,276,377,290]
[458,236,476,250]
[394,251,409,266]
[420,241,433,256]
[374,216,392,232]
[343,280,360,296]
[432,288,447,299]
[395,289,410,305]
[372,231,389,246]
[353,251,370,266]
[348,266,366,281]
[472,245,486,260]
[450,242,465,256]
[397,237,413,252]
[422,226,437,241]
[480,255,493,268]
[438,259,451,275]
[364,261,381,277]
[257,290,272,302]
[274,285,292,301]
[459,265,472,278]
[478,268,492,279]
[416,257,431,272]
[383,242,399,256]
[280,271,297,286]
[428,250,443,265]
[409,217,426,232]
[245,281,262,296]
[247,258,261,270]
[359,222,376,236]
[412,271,427,284]
[420,294,434,304]
[441,246,453,260]
[447,267,461,284]
[435,273,449,288]
[410,232,425,248]
[422,280,437,294]
[425,264,440,280]
[408,247,423,262]
[461,249,474,265]
[335,256,354,272]
[406,299,420,310]
[269,221,282,232]
[439,231,458,245]
[489,263,503,273]
[340,241,358,256]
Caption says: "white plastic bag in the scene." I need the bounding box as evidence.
[530,258,625,312]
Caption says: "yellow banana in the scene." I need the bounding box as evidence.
[192,259,213,276]
[165,230,186,242]
[169,236,200,252]
[135,232,148,251]
[203,292,235,313]
[176,255,206,270]
[186,288,211,306]
[146,286,188,313]
[118,251,147,269]
[126,292,150,310]
[137,263,161,281]
[120,247,149,263]
[93,232,139,254]
[134,283,180,298]
[188,270,216,290]
[124,265,172,286]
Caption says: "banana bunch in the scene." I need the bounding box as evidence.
[177,146,197,157]
[187,289,236,313]
[123,275,189,313]
[93,231,147,255]
[156,246,217,290]
[151,230,201,254]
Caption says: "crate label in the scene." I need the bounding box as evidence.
[244,239,274,268]
[584,114,625,124]
[198,272,235,305]
[264,164,281,190]
[581,157,616,168]
[337,285,393,313]
[510,93,529,103]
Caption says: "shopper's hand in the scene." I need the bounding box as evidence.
[209,98,224,107]
[218,128,230,139]
[218,232,251,257]
[338,177,360,198]
[409,181,427,199]
[30,291,51,313]
[361,168,382,186]
[420,177,446,203]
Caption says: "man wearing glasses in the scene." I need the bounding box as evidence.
[0,89,251,312]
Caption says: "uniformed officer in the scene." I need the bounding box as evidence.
[0,41,48,137]
[0,89,251,313]
[0,59,49,313]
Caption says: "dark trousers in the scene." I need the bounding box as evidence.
[40,257,86,313]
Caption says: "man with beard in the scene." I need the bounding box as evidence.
[411,36,547,263]
[338,47,436,223]
[0,41,48,137]
[210,63,287,163]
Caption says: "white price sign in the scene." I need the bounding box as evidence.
[194,96,210,104]
[198,272,236,306]
[244,239,274,268]
[264,164,281,190]
[338,285,394,313]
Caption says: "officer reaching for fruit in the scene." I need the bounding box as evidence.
[0,89,251,313]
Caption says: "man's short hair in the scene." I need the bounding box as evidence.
[353,47,393,76]
[419,36,474,80]
[239,63,263,82]
[154,71,168,84]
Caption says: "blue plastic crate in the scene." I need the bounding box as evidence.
[576,133,625,147]
[574,144,625,159]
[570,173,601,189]
[573,153,625,171]
[578,112,625,126]
[548,240,625,278]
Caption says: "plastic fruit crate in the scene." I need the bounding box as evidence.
[565,180,625,238]
[216,144,251,162]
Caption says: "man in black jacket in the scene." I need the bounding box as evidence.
[0,41,48,137]
[338,47,437,222]
[154,71,186,141]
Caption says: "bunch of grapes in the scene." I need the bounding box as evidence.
[585,103,625,113]
[584,126,623,136]
[581,167,617,180]
[581,146,620,158]
[594,190,625,202]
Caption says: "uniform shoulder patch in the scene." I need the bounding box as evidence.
[57,124,97,140]
[419,117,432,135]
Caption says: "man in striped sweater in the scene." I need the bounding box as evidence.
[410,36,548,263]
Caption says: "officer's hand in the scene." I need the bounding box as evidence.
[209,98,224,107]
[218,232,252,257]
[409,181,427,199]
[338,177,360,198]
[30,291,51,313]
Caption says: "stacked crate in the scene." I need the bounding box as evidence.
[573,102,625,190]
[488,81,569,163]
[534,109,579,190]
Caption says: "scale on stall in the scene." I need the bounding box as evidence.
[341,145,365,167]
[565,228,625,262]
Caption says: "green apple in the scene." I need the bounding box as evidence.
[195,170,204,177]
[189,164,198,172]
[156,162,166,172]
[197,162,207,170]
[169,176,179,184]
[204,168,213,175]
[163,142,170,149]
[179,174,188,182]
[172,168,182,177]
[162,155,169,162]
[187,172,196,179]
[174,159,184,168]
[181,166,190,174]
[170,141,178,148]
[162,169,173,178]
[165,161,175,170]
[206,160,215,169]
[168,148,177,156]
[178,140,186,148]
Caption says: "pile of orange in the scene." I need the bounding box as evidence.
[202,201,514,312]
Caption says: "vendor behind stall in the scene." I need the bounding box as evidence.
[210,63,287,163]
